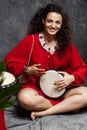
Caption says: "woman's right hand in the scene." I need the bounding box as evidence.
[27,64,45,77]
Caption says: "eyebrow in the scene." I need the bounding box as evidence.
[47,18,62,22]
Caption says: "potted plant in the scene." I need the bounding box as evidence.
[0,61,21,110]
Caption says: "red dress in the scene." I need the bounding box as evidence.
[5,33,87,105]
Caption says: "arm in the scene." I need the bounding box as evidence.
[5,35,33,76]
[55,44,87,90]
[68,44,87,86]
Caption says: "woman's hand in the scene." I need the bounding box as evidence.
[54,71,75,90]
[27,64,45,77]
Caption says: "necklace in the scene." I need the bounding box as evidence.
[39,33,58,53]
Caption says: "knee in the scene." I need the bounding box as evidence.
[17,90,36,110]
[79,86,87,102]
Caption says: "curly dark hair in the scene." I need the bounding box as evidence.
[28,3,72,51]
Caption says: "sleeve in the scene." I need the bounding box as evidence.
[68,44,87,86]
[5,35,33,76]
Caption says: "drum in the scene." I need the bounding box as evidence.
[0,71,21,110]
[39,70,65,98]
[0,71,16,90]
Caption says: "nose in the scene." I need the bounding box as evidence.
[51,22,56,28]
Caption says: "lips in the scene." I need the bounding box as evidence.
[49,28,57,33]
[49,27,56,30]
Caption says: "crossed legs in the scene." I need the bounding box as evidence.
[17,86,87,120]
[17,88,53,111]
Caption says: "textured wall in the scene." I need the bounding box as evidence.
[0,0,87,63]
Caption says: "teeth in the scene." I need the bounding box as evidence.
[49,28,55,31]
[50,30,55,32]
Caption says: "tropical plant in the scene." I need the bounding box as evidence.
[0,61,21,110]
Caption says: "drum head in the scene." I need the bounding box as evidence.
[40,70,65,98]
[0,71,16,89]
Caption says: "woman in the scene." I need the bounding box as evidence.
[5,3,87,120]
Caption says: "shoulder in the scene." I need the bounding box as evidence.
[18,33,39,45]
[26,33,39,39]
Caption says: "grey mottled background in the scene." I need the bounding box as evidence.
[0,0,87,64]
[0,1,87,129]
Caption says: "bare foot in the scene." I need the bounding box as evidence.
[31,112,36,120]
[30,111,44,120]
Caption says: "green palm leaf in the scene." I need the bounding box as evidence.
[0,82,21,110]
[0,98,17,110]
[0,61,6,74]
[0,61,21,110]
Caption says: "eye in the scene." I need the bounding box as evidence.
[56,21,62,25]
[47,19,53,23]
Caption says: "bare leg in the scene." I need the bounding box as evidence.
[17,88,52,111]
[31,86,87,120]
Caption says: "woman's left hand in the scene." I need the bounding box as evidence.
[54,71,75,90]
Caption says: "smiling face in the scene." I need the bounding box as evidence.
[42,12,63,36]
